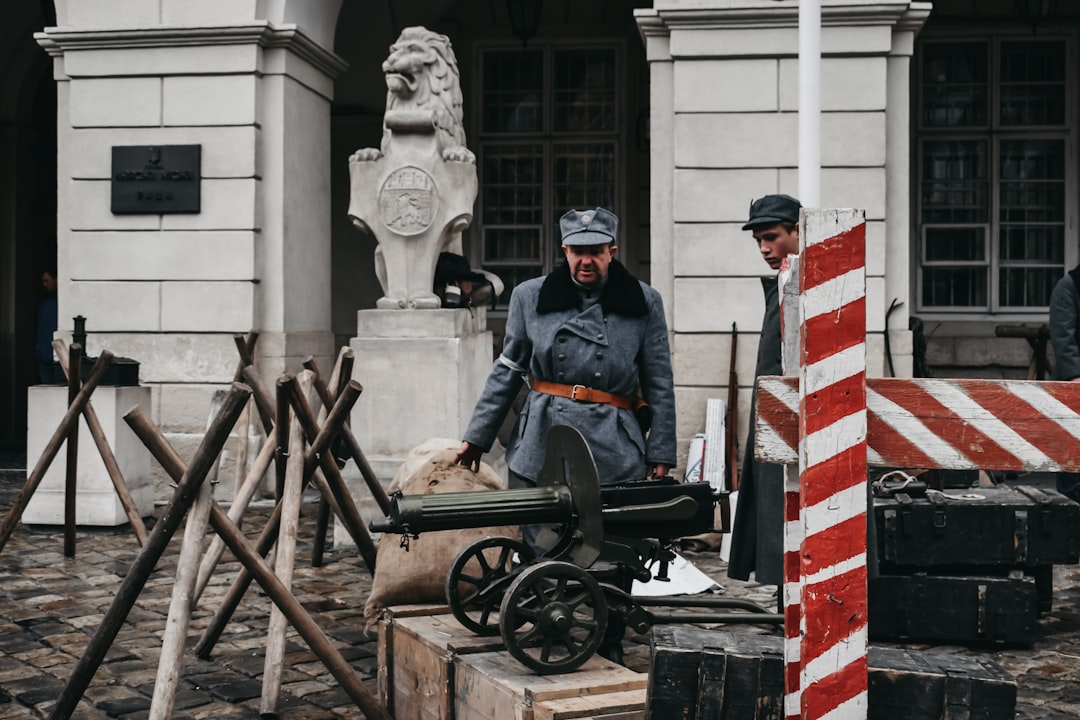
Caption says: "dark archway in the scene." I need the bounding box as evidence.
[0,0,56,449]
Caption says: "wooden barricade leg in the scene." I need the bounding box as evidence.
[304,350,352,565]
[53,339,149,546]
[192,435,276,601]
[282,375,378,567]
[0,351,115,555]
[148,390,225,720]
[796,209,869,720]
[260,375,308,715]
[303,352,391,516]
[230,332,260,499]
[240,367,377,561]
[124,405,392,720]
[47,383,250,720]
[194,380,364,658]
[63,343,82,557]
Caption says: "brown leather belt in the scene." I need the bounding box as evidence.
[531,380,635,411]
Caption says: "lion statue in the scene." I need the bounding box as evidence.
[352,27,475,164]
[347,27,480,309]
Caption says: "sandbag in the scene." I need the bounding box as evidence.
[364,440,518,627]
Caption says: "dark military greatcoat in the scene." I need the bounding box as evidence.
[727,276,784,585]
[464,259,676,484]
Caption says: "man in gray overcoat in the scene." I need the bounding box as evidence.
[455,206,677,664]
[456,206,676,485]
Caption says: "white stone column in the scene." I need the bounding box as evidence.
[635,10,675,332]
[885,5,932,378]
[35,13,346,491]
[636,0,929,470]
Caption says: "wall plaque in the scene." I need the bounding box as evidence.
[111,145,201,214]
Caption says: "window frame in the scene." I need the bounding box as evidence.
[914,30,1078,321]
[470,38,626,312]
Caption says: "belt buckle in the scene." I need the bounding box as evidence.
[570,384,586,401]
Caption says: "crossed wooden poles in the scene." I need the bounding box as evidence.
[46,347,393,720]
[0,342,148,558]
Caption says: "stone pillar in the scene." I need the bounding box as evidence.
[24,384,154,526]
[885,6,932,378]
[635,0,929,471]
[35,10,346,489]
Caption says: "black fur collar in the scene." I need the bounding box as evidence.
[536,259,648,317]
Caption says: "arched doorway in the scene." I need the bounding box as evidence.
[0,0,56,450]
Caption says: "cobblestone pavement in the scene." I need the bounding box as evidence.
[0,463,1078,719]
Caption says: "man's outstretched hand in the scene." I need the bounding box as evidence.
[456,441,483,472]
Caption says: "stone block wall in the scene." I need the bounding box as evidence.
[37,5,347,495]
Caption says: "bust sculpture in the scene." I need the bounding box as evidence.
[348,27,478,309]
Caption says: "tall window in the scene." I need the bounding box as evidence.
[916,37,1074,314]
[476,45,619,307]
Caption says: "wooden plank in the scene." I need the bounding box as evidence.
[532,690,646,720]
[756,376,1080,472]
[455,651,646,720]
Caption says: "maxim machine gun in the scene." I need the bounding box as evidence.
[371,426,781,674]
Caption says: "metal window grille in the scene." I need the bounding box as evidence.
[476,45,619,308]
[916,35,1074,316]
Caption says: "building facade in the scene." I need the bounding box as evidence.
[1,0,1077,488]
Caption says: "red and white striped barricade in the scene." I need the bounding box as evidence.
[755,207,1080,720]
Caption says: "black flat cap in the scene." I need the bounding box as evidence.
[742,194,802,230]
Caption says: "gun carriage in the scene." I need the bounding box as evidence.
[371,426,781,674]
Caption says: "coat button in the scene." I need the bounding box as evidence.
[594,372,601,378]
[558,372,565,380]
[596,353,603,360]
[596,333,604,340]
[558,354,566,361]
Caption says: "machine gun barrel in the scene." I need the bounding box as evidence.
[370,485,575,534]
[370,481,714,538]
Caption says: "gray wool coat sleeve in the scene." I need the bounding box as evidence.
[1050,273,1080,381]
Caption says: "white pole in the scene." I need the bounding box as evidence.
[799,0,822,208]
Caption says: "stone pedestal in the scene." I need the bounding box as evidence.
[24,385,154,526]
[339,308,495,546]
[350,307,493,474]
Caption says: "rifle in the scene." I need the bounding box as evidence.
[725,322,739,492]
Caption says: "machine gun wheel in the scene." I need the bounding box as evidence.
[447,536,535,636]
[499,561,607,675]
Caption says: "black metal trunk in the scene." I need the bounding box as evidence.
[648,627,1017,720]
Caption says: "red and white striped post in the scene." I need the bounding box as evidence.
[791,208,869,720]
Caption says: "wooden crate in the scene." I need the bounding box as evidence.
[455,651,647,720]
[389,613,506,720]
[376,604,450,715]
